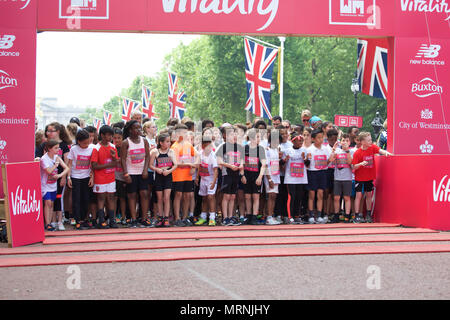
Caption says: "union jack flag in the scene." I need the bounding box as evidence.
[93,118,102,132]
[103,111,112,126]
[142,85,159,121]
[168,72,186,120]
[121,97,141,122]
[244,38,278,120]
[357,38,388,99]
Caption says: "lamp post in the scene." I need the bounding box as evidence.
[351,71,360,116]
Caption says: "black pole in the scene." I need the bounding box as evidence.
[354,91,357,116]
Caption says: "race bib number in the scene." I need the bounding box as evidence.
[129,148,145,164]
[226,151,241,167]
[244,156,259,172]
[336,153,349,169]
[157,157,173,168]
[270,160,280,176]
[363,155,374,168]
[199,162,210,177]
[76,155,91,169]
[179,154,191,164]
[314,155,328,170]
[290,162,304,178]
[47,168,58,184]
[105,158,115,174]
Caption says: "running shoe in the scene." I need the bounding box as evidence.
[353,213,364,223]
[266,216,281,225]
[109,220,119,229]
[183,218,193,227]
[96,221,109,229]
[163,218,171,227]
[230,217,242,226]
[130,219,139,228]
[208,219,216,226]
[249,215,258,225]
[222,217,230,226]
[57,222,66,231]
[45,224,55,231]
[174,219,185,227]
[365,214,373,223]
[139,218,152,227]
[195,218,207,226]
[344,214,351,223]
[293,217,304,225]
[69,218,76,226]
[308,217,316,224]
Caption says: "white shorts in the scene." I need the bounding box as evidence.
[264,178,279,194]
[199,179,217,196]
[93,181,116,194]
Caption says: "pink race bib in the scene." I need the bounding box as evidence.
[244,156,259,172]
[47,168,58,184]
[336,153,350,169]
[363,155,374,168]
[270,160,280,176]
[199,162,210,177]
[105,158,115,174]
[314,155,328,170]
[129,148,145,164]
[157,157,172,168]
[290,162,304,178]
[76,155,91,169]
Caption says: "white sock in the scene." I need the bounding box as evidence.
[189,212,194,217]
[200,212,207,220]
[209,212,216,220]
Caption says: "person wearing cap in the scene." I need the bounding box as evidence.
[70,117,81,127]
[309,116,322,129]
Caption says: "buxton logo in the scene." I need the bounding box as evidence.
[433,175,450,203]
[400,0,450,21]
[0,70,18,90]
[411,78,443,98]
[161,0,279,31]
[10,186,41,221]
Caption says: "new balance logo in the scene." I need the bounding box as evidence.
[416,44,441,59]
[0,35,15,50]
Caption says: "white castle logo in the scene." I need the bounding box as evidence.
[0,103,6,114]
[71,0,97,7]
[420,140,434,154]
[421,109,433,120]
[0,139,6,150]
[340,0,364,14]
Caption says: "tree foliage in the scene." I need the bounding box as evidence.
[82,35,387,134]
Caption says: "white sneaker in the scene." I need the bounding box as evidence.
[316,217,324,224]
[322,215,329,224]
[57,222,65,231]
[51,222,57,229]
[308,217,316,224]
[266,216,281,225]
[275,216,283,224]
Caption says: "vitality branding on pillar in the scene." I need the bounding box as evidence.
[329,0,377,26]
[433,175,450,203]
[0,70,18,90]
[400,0,450,21]
[59,0,110,20]
[161,0,280,31]
[0,35,20,57]
[10,186,41,221]
[411,77,443,97]
[409,44,445,66]
[1,0,31,10]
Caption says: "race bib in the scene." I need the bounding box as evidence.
[104,158,115,174]
[129,148,145,164]
[336,153,350,169]
[179,154,191,164]
[314,155,328,170]
[76,155,91,169]
[157,156,172,168]
[290,162,304,178]
[226,151,241,167]
[363,155,374,168]
[244,156,259,172]
[270,160,280,176]
[199,162,210,177]
[47,168,58,184]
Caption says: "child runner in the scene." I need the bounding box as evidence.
[275,125,293,223]
[264,129,282,225]
[324,129,339,221]
[121,120,151,228]
[282,132,309,224]
[40,139,69,231]
[143,121,158,223]
[216,126,244,226]
[149,133,178,227]
[91,125,120,229]
[352,132,392,223]
[329,133,354,223]
[242,128,267,225]
[195,136,219,226]
[112,128,127,225]
[67,130,95,230]
[306,129,331,224]
[171,124,198,227]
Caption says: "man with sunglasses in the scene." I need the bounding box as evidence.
[301,110,312,128]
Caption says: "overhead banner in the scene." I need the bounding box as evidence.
[393,37,450,155]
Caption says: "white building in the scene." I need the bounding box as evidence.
[36,97,88,130]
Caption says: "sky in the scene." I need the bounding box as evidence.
[36,32,199,108]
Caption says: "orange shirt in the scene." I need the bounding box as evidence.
[171,141,195,182]
[91,143,119,185]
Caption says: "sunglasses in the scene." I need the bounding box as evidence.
[302,119,310,123]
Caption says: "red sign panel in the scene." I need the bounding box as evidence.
[2,162,44,247]
[334,114,363,128]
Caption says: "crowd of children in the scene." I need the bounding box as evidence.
[36,111,392,231]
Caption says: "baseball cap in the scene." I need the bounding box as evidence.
[69,117,81,126]
[309,116,322,125]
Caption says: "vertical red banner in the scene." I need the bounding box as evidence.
[393,37,450,155]
[0,0,37,198]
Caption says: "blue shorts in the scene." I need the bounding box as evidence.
[307,170,328,191]
[43,191,57,201]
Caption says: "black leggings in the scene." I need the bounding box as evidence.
[286,184,305,218]
[275,176,289,217]
[71,177,90,223]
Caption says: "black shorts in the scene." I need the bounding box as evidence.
[243,176,262,194]
[173,180,194,193]
[334,180,353,197]
[221,174,240,195]
[355,180,374,193]
[326,168,335,190]
[154,173,173,191]
[115,180,127,198]
[127,174,149,194]
[307,170,328,191]
[147,171,155,186]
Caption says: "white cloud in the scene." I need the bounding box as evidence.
[36,32,198,108]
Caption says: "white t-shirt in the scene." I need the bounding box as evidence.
[279,141,293,177]
[198,150,218,184]
[265,147,281,185]
[67,144,94,179]
[333,148,355,181]
[307,144,330,172]
[325,144,336,169]
[283,147,308,184]
[40,153,58,195]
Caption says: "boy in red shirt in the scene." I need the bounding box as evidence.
[352,132,392,223]
[92,125,120,229]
